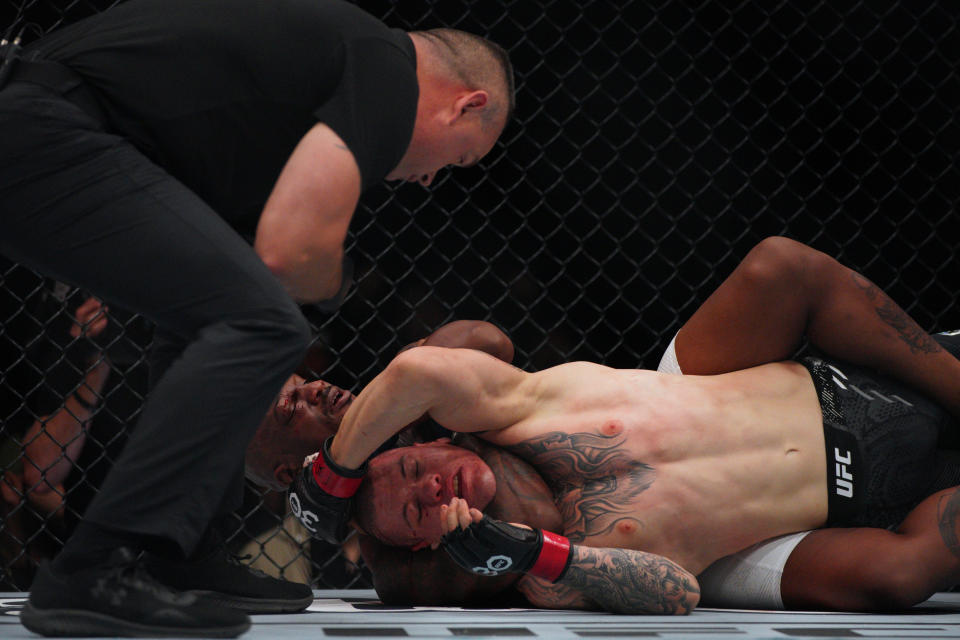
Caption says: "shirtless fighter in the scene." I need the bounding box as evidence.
[287,236,960,614]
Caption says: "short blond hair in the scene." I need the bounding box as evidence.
[414,28,515,128]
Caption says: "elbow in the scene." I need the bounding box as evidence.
[653,569,700,615]
[384,347,447,390]
[258,251,341,304]
[679,585,700,614]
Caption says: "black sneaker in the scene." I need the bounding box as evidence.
[21,548,250,638]
[144,545,314,614]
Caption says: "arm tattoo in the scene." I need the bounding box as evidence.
[506,431,654,542]
[532,545,699,614]
[851,273,942,355]
[518,577,594,611]
[937,489,960,560]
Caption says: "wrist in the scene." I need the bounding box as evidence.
[527,530,572,582]
[310,437,366,498]
[72,391,99,412]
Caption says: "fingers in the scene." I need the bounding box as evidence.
[302,452,319,468]
[70,297,109,339]
[441,497,478,536]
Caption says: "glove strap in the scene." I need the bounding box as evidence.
[311,437,366,498]
[528,530,572,582]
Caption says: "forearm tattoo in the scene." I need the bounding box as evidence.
[558,545,699,614]
[506,431,654,542]
[937,489,960,560]
[851,273,941,355]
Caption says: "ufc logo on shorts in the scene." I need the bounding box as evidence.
[472,554,513,576]
[289,492,319,533]
[834,448,853,498]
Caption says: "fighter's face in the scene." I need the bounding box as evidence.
[245,374,354,490]
[358,441,496,549]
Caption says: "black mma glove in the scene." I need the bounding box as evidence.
[442,516,572,582]
[288,436,366,544]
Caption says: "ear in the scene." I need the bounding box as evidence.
[449,90,488,123]
[274,462,298,489]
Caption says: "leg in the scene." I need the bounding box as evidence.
[0,84,310,557]
[782,485,960,610]
[675,236,960,419]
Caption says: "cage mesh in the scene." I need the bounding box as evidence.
[1,0,958,591]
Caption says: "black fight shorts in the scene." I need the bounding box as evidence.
[803,331,960,529]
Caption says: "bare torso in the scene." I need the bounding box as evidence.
[480,361,826,573]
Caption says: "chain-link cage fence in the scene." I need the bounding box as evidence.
[1,0,958,591]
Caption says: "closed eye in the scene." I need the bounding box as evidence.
[273,392,295,425]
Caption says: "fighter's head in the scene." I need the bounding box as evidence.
[245,374,354,491]
[354,439,497,550]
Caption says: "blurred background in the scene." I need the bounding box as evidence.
[2,0,958,590]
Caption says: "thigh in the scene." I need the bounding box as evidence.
[783,486,960,610]
[0,85,288,336]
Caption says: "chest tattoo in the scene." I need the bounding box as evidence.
[506,431,655,542]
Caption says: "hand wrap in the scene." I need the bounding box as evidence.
[441,516,572,582]
[288,436,366,544]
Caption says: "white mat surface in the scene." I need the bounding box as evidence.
[3,590,960,639]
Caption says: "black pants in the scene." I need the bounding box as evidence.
[0,69,311,556]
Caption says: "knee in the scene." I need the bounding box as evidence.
[862,570,934,610]
[738,236,836,294]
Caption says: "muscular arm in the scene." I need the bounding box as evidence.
[255,122,360,304]
[441,500,699,615]
[674,236,960,418]
[396,320,516,446]
[329,347,535,469]
[518,545,700,615]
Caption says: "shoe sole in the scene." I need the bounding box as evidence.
[191,590,315,614]
[20,603,251,638]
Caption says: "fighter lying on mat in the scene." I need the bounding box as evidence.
[285,236,960,614]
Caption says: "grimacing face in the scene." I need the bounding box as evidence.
[244,374,354,491]
[356,440,497,550]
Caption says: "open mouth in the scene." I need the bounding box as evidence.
[452,469,465,500]
[325,387,352,415]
